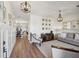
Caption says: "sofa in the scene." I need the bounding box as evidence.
[56,33,79,47]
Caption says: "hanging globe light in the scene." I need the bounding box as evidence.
[57,10,63,22]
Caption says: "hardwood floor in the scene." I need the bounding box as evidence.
[10,33,45,58]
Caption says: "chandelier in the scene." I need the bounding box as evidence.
[57,10,63,22]
[20,1,31,13]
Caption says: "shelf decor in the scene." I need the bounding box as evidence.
[42,18,52,31]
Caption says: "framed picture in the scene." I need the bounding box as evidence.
[42,23,44,25]
[42,27,44,30]
[46,23,47,26]
[42,19,44,21]
[46,19,47,21]
[49,24,51,26]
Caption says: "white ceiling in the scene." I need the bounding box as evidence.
[30,1,79,21]
[9,1,79,21]
[9,1,30,21]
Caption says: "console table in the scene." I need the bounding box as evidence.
[41,33,54,42]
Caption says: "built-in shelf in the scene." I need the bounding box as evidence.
[62,20,79,30]
[55,29,79,33]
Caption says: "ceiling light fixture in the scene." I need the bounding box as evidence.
[57,10,63,22]
[20,1,31,13]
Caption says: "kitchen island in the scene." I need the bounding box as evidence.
[51,40,79,58]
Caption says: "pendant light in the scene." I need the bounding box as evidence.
[20,1,31,13]
[57,10,63,22]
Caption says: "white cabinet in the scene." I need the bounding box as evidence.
[62,22,70,29]
[0,2,4,21]
[51,40,79,58]
[0,27,4,58]
[0,1,16,58]
[0,23,16,58]
[62,20,79,30]
[70,20,79,29]
[52,47,79,58]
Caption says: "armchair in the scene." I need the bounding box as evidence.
[30,33,43,46]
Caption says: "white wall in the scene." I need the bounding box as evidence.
[30,14,42,37]
[30,14,63,37]
[7,26,16,57]
[4,2,15,20]
[30,14,79,36]
[0,2,16,58]
[16,20,28,32]
[51,19,62,34]
[0,22,16,58]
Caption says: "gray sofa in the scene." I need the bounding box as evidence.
[57,33,79,47]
